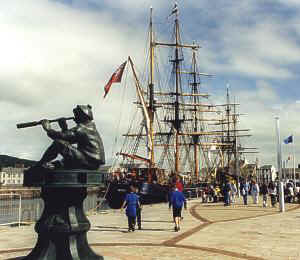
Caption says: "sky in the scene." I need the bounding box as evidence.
[1,0,300,169]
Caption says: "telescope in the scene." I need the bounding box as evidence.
[17,117,74,129]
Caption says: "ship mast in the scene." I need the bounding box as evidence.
[233,96,239,179]
[226,86,231,169]
[148,7,155,182]
[153,5,199,176]
[191,48,199,179]
[149,7,155,164]
[174,10,181,175]
[155,4,216,178]
[218,86,259,181]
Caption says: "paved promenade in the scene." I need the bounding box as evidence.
[0,196,300,259]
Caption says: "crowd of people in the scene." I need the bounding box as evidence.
[219,179,300,207]
[117,171,300,233]
[117,175,300,235]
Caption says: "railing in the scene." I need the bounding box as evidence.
[183,187,200,199]
[0,193,22,227]
[84,192,98,213]
[0,189,103,227]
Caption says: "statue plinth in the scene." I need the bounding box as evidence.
[22,167,104,260]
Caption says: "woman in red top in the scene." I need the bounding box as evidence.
[175,176,183,192]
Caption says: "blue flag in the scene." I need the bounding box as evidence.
[283,135,293,144]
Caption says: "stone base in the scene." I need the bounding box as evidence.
[24,234,103,260]
[23,169,104,260]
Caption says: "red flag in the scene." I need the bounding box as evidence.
[103,61,127,98]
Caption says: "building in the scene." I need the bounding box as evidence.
[0,167,26,186]
[281,167,300,181]
[256,165,277,183]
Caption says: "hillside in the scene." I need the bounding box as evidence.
[0,154,36,168]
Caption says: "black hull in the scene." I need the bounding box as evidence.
[105,183,130,209]
[105,182,168,209]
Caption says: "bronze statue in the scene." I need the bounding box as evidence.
[20,105,105,260]
[21,105,105,170]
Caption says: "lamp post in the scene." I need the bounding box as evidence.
[275,116,285,212]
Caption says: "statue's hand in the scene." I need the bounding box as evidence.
[41,119,51,131]
[58,118,68,131]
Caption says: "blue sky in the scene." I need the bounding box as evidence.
[1,0,300,169]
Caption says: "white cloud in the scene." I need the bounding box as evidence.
[1,0,300,170]
[277,0,300,8]
[0,0,147,160]
[182,0,300,80]
[229,55,294,79]
[226,79,300,166]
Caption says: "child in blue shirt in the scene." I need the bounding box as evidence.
[121,185,140,232]
[169,184,187,232]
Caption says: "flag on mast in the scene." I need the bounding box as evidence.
[283,135,293,144]
[103,61,127,98]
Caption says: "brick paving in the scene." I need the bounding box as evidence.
[0,196,299,259]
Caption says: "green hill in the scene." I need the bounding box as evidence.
[0,155,36,168]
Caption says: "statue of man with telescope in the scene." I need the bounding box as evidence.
[21,104,105,170]
[18,105,106,259]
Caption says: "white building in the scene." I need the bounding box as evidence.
[257,165,277,183]
[281,167,300,181]
[0,167,26,186]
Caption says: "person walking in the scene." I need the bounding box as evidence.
[202,186,209,203]
[268,181,277,207]
[294,184,300,203]
[230,181,237,204]
[261,182,268,207]
[240,179,250,205]
[169,184,187,232]
[288,184,294,203]
[223,179,232,206]
[121,185,140,232]
[135,186,143,230]
[175,175,184,192]
[251,180,260,204]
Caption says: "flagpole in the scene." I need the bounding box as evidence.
[275,116,285,212]
[293,135,296,185]
[283,159,286,181]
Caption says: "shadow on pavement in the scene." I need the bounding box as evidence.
[91,226,128,233]
[137,228,174,232]
[143,220,173,223]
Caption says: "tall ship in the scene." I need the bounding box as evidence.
[104,4,255,208]
[215,86,258,184]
